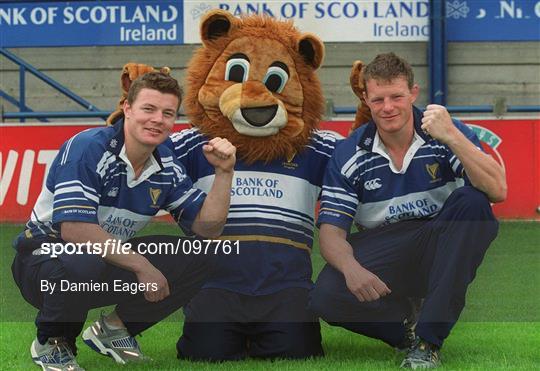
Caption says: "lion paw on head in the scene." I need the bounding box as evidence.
[106,63,170,126]
[349,60,372,134]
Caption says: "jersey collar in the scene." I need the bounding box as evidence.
[108,118,164,171]
[372,129,425,174]
[119,145,163,187]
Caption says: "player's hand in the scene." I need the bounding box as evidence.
[202,137,236,174]
[342,261,391,302]
[421,104,460,144]
[135,262,170,302]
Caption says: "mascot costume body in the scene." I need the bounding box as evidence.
[173,11,330,360]
[108,10,372,361]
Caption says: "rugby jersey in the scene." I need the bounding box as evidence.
[166,128,338,295]
[318,106,484,231]
[15,119,206,247]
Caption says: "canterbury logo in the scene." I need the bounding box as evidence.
[149,188,161,206]
[426,163,440,181]
[364,178,382,190]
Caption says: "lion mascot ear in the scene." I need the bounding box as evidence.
[297,33,324,70]
[200,10,237,45]
[106,63,171,126]
[349,60,372,134]
[199,10,324,69]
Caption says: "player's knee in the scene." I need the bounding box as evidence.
[309,284,338,322]
[177,323,245,362]
[310,265,350,322]
[60,253,106,283]
[258,340,323,360]
[250,323,324,360]
[278,324,324,359]
[450,186,491,213]
[198,252,218,275]
[456,187,499,231]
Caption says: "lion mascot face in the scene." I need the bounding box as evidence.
[184,10,325,163]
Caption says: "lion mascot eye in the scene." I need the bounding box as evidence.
[262,62,289,93]
[225,53,250,83]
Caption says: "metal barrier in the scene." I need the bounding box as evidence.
[0,48,103,123]
[3,106,540,122]
[2,111,112,120]
[334,105,540,115]
[1,46,539,122]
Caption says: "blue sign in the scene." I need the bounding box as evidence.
[446,0,540,41]
[1,1,539,47]
[0,1,184,47]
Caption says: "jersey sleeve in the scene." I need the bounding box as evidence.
[309,130,341,188]
[317,141,360,232]
[447,120,485,182]
[167,128,208,179]
[161,157,207,234]
[50,133,103,227]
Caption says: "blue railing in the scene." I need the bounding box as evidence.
[0,48,104,123]
[4,105,539,121]
[334,106,540,115]
[2,111,112,120]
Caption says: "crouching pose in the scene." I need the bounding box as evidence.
[309,53,507,368]
[12,72,236,370]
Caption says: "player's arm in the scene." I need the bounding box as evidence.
[61,221,169,302]
[421,104,507,202]
[191,137,236,238]
[445,136,506,202]
[319,223,391,302]
[318,140,390,302]
[51,136,169,302]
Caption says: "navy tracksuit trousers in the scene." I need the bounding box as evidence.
[12,235,214,351]
[309,187,499,348]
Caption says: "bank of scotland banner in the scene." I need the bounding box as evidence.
[1,1,539,47]
[0,1,183,47]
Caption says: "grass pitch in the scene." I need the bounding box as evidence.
[1,222,539,370]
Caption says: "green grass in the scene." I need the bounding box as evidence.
[1,222,539,370]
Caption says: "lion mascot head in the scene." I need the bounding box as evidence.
[183,10,325,163]
[106,11,348,159]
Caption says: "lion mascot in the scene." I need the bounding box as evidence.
[107,10,371,361]
[172,10,331,361]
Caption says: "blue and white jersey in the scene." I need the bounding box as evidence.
[15,120,206,247]
[319,107,484,231]
[167,128,338,295]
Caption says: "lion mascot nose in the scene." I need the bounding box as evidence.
[240,105,278,127]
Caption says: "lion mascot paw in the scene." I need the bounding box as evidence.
[349,60,372,134]
[106,63,171,126]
